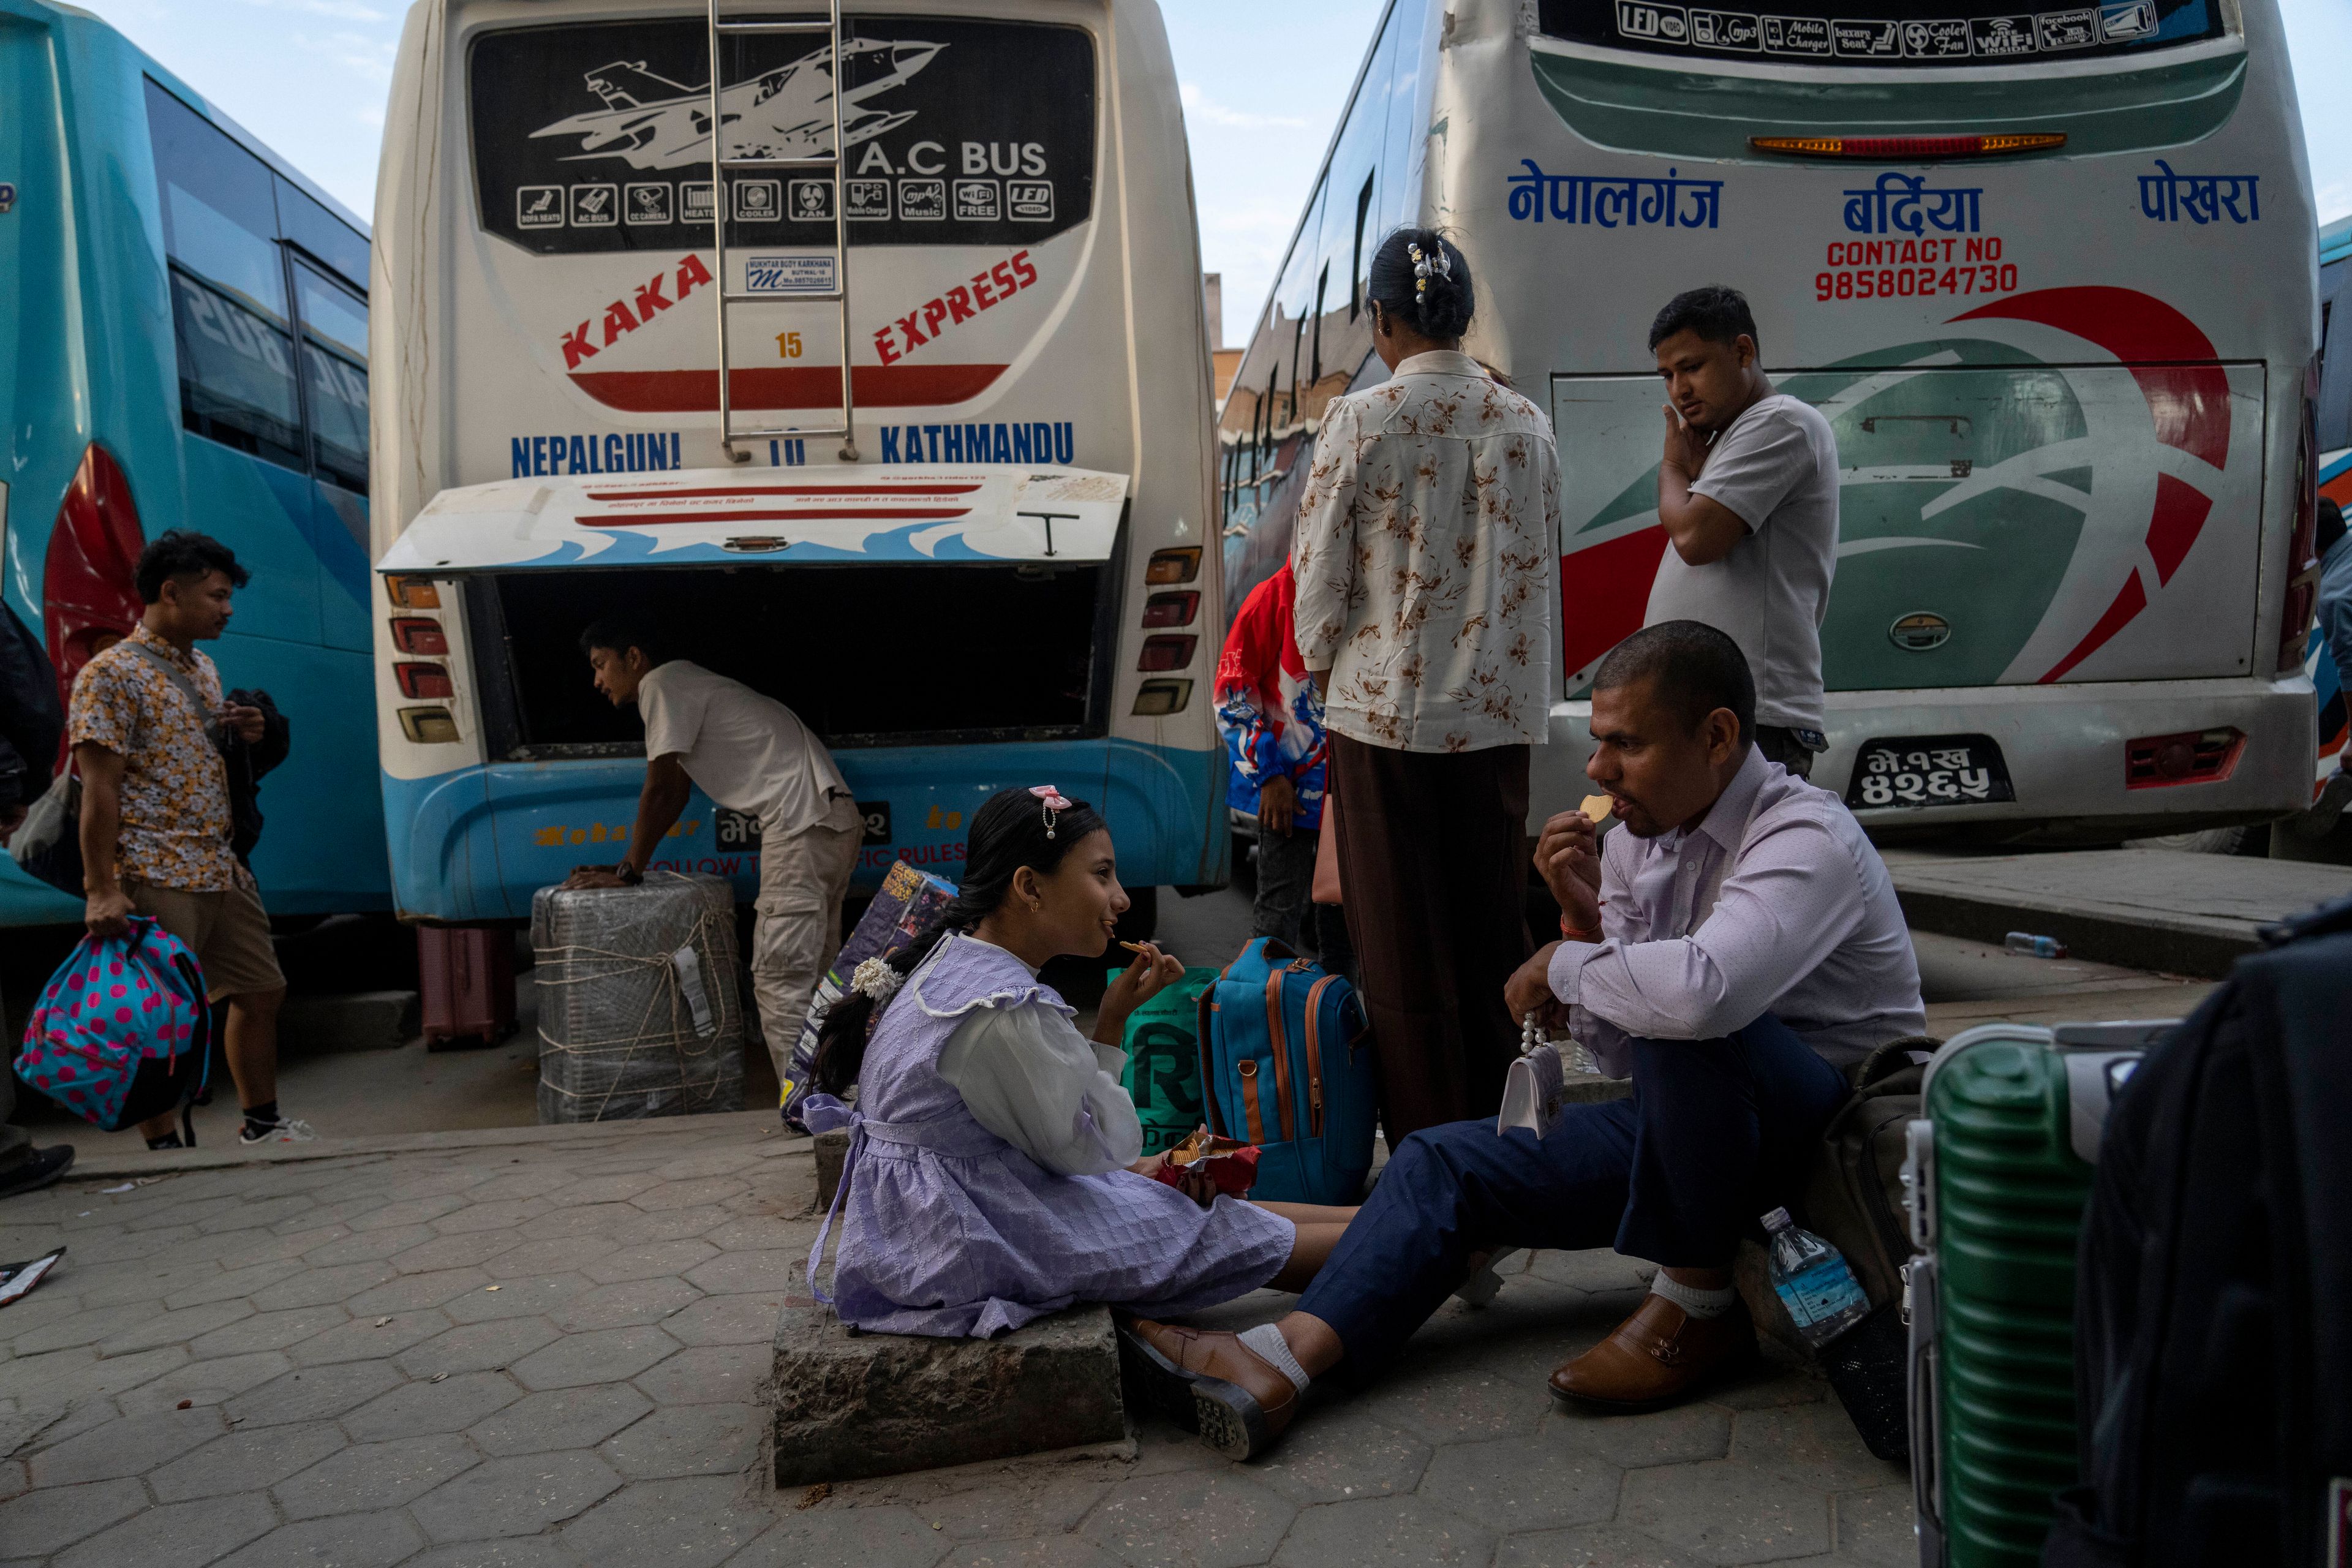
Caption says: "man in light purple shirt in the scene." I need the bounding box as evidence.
[1118,622,1922,1457]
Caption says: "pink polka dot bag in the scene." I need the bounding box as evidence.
[17,916,213,1139]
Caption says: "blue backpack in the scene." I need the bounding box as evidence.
[17,918,213,1140]
[1196,937,1374,1205]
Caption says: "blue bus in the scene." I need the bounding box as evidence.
[0,0,384,925]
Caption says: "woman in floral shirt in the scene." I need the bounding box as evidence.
[1289,228,1561,1140]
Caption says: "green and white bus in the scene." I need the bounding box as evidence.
[1221,0,2322,843]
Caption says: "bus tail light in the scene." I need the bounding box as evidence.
[385,575,441,609]
[398,706,461,744]
[2124,727,2244,789]
[1137,635,1196,673]
[1749,133,2065,160]
[390,618,449,656]
[1133,679,1192,717]
[394,662,453,699]
[1141,591,1199,628]
[1145,548,1201,585]
[43,444,145,710]
[2280,361,2321,676]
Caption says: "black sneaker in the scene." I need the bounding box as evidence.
[0,1146,76,1200]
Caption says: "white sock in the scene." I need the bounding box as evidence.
[1238,1323,1310,1393]
[1649,1273,1738,1321]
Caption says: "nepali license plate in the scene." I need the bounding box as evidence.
[1845,734,2015,810]
[714,809,764,848]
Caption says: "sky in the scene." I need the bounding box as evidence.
[76,0,2352,347]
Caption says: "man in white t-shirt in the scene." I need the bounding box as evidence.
[563,618,860,1080]
[1644,285,1839,777]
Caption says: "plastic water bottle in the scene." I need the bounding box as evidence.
[2003,932,2068,959]
[1762,1207,1870,1348]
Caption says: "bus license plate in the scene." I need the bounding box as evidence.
[1845,734,2015,810]
[715,809,764,848]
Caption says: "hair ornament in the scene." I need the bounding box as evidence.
[1408,241,1430,295]
[1029,784,1072,838]
[851,957,903,1005]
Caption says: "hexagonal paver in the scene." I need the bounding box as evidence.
[150,1420,350,1502]
[558,1474,772,1568]
[54,1491,278,1568]
[398,1316,564,1381]
[601,1205,733,1246]
[118,1351,300,1412]
[225,1360,407,1427]
[1493,1523,1712,1568]
[1732,1401,1907,1494]
[553,1276,703,1332]
[628,1177,745,1212]
[1272,1494,1496,1567]
[1252,1400,1431,1507]
[276,1432,481,1518]
[628,1343,764,1405]
[1619,1458,1834,1565]
[726,1502,951,1568]
[214,1509,427,1568]
[348,1268,494,1316]
[916,1472,1112,1544]
[436,1199,552,1235]
[302,1225,439,1266]
[91,1300,255,1357]
[251,1261,398,1312]
[0,1477,149,1556]
[545,1173,662,1208]
[7,1300,162,1354]
[1418,1431,1621,1532]
[445,1274,597,1325]
[28,1404,225,1485]
[680,1249,794,1294]
[1080,1471,1295,1568]
[342,1370,523,1441]
[192,1305,352,1359]
[352,1194,470,1231]
[581,1239,717,1285]
[472,1384,652,1457]
[1553,1400,1734,1469]
[164,1259,309,1310]
[409,1450,624,1541]
[466,1170,577,1203]
[1366,1366,1546,1446]
[594,1401,759,1479]
[510,1324,679,1391]
[532,1204,647,1242]
[401,1535,584,1568]
[197,1194,320,1234]
[0,1343,189,1405]
[394,1231,527,1275]
[288,1307,453,1367]
[1833,1483,1917,1568]
[485,1236,623,1280]
[659,1291,783,1346]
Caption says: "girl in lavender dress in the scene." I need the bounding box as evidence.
[806,786,1359,1349]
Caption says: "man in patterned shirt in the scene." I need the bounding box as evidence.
[72,531,311,1147]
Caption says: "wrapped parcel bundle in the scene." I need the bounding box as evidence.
[530,871,745,1122]
[780,859,958,1129]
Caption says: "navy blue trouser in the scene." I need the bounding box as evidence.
[1294,1014,1851,1379]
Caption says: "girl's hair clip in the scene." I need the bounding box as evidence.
[1029,784,1072,838]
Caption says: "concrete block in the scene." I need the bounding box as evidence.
[770,1300,1125,1485]
[279,991,421,1054]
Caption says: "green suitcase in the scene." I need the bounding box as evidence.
[1902,1020,2169,1568]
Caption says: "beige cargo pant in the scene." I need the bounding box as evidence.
[750,793,863,1086]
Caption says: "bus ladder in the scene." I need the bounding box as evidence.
[705,0,859,462]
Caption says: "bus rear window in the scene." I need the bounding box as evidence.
[476,561,1109,756]
[1537,0,2223,66]
[467,15,1095,257]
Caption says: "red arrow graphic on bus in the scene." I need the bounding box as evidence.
[1950,287,2228,683]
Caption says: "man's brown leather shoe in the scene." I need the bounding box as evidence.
[1117,1318,1299,1460]
[1548,1292,1755,1411]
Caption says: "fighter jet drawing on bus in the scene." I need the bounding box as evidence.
[528,37,945,171]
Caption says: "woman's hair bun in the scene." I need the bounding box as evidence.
[1366,227,1474,341]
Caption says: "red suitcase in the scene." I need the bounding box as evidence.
[418,926,516,1049]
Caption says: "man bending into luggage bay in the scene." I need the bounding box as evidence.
[1120,621,1924,1457]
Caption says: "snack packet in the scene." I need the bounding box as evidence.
[1153,1128,1261,1197]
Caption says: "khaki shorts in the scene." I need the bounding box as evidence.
[127,881,286,1001]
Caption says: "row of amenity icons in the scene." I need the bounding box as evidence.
[516,176,1056,231]
[1614,0,2165,58]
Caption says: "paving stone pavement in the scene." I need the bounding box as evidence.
[0,1118,1909,1567]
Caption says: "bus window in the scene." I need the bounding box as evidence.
[276,176,369,293]
[144,80,303,472]
[294,262,368,496]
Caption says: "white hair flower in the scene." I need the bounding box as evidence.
[851,957,904,1005]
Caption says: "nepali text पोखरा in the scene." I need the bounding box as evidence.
[2138,161,2261,224]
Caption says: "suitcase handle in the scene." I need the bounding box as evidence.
[1906,1254,1944,1567]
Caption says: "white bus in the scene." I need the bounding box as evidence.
[1221,0,2322,845]
[369,0,1221,929]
